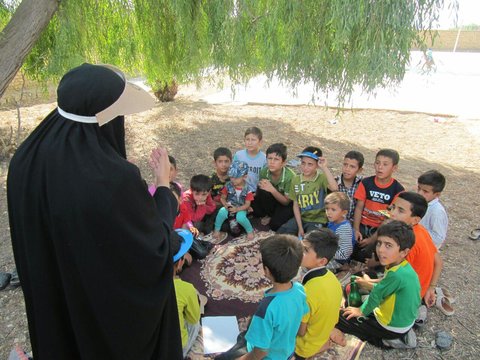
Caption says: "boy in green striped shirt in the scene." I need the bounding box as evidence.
[335,220,421,349]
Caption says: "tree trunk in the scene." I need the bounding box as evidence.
[0,0,59,98]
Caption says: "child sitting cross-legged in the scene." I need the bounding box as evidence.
[335,220,421,349]
[324,192,355,272]
[294,229,344,359]
[277,146,338,237]
[213,160,255,241]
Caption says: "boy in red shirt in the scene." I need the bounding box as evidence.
[352,149,404,262]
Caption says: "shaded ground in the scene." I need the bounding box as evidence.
[0,85,479,359]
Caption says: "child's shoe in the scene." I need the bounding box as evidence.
[382,328,417,349]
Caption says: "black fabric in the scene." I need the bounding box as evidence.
[335,312,404,347]
[251,188,294,231]
[301,268,328,285]
[7,64,182,360]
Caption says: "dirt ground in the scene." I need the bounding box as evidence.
[0,83,479,359]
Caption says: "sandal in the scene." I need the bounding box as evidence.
[414,304,427,328]
[436,290,455,316]
[468,228,480,241]
[436,287,455,304]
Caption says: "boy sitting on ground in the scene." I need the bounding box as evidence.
[181,175,217,235]
[277,146,338,237]
[335,150,364,222]
[352,149,404,262]
[234,126,267,193]
[171,230,203,358]
[294,229,343,360]
[213,161,255,241]
[219,234,308,359]
[324,192,355,272]
[211,147,232,208]
[251,143,295,231]
[388,192,444,310]
[417,170,448,249]
[336,221,421,349]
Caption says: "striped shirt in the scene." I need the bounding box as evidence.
[335,175,363,221]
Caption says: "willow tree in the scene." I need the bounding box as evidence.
[1,0,448,104]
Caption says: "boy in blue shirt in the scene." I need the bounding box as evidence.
[218,234,308,359]
[234,127,267,193]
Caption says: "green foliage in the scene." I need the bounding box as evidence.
[9,0,448,104]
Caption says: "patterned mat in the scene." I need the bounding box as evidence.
[182,231,365,359]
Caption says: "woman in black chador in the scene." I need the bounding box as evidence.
[7,64,183,359]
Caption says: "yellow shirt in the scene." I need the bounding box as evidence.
[174,278,200,347]
[295,268,342,358]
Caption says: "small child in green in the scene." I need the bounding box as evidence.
[335,221,421,348]
[171,229,202,357]
[294,229,343,359]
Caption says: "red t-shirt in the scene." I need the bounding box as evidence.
[354,176,404,227]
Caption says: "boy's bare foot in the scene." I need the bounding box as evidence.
[247,232,255,240]
[330,328,347,347]
[260,216,271,226]
[183,252,193,267]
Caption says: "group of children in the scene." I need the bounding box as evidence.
[157,126,450,359]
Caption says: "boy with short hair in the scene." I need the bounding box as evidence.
[240,234,308,359]
[417,170,448,249]
[277,146,338,237]
[389,192,443,308]
[251,143,295,230]
[211,147,232,208]
[234,127,267,193]
[336,220,421,348]
[335,150,364,222]
[213,161,255,240]
[181,174,217,235]
[149,155,183,195]
[171,229,202,357]
[295,229,343,359]
[325,192,355,271]
[352,149,404,261]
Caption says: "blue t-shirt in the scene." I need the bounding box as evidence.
[245,282,308,359]
[234,149,267,193]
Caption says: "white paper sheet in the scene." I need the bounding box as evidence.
[202,316,239,354]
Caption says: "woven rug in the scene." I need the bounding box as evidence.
[182,231,365,360]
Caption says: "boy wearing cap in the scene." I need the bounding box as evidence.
[172,229,204,358]
[213,160,255,240]
[278,146,338,238]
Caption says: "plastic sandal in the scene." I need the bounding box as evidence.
[468,228,480,241]
[436,287,456,304]
[436,290,455,316]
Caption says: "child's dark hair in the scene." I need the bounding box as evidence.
[376,149,400,165]
[398,191,428,219]
[344,150,364,168]
[304,229,338,262]
[169,181,181,198]
[244,126,263,140]
[377,220,415,250]
[190,174,213,192]
[418,170,446,193]
[302,146,322,158]
[266,143,288,161]
[260,234,303,283]
[170,231,183,265]
[213,147,233,161]
[324,192,350,212]
[168,155,177,169]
